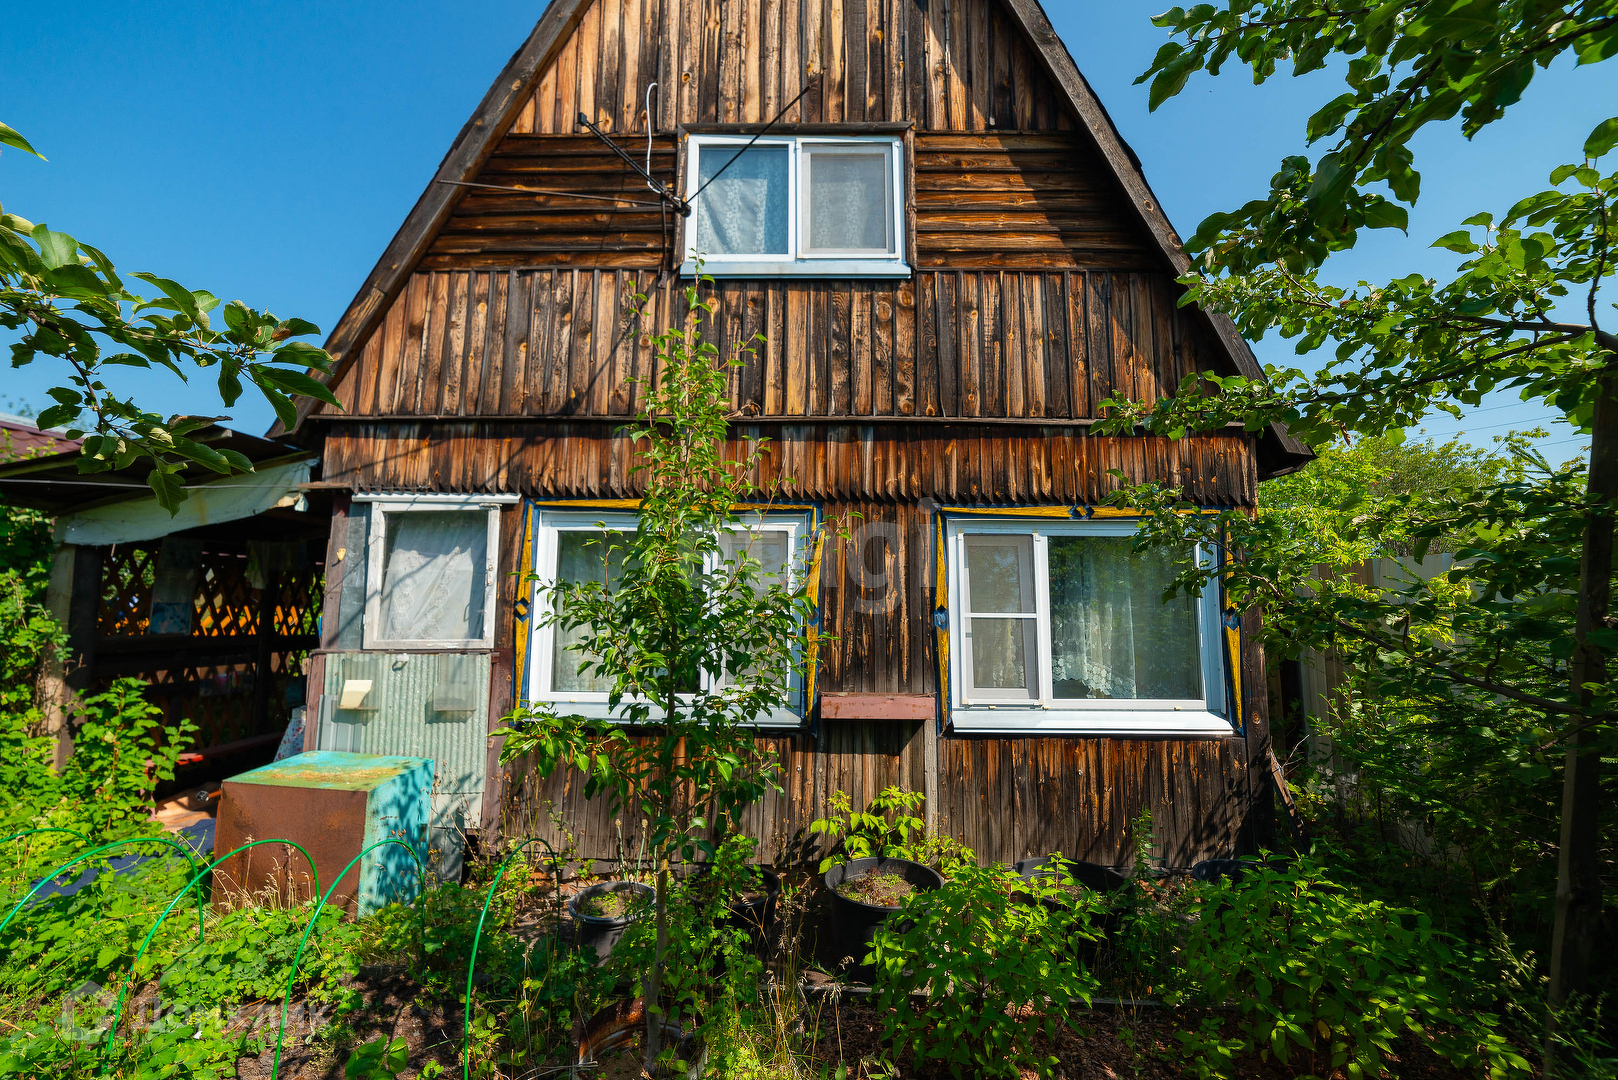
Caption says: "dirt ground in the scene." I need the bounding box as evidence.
[233,970,1504,1080]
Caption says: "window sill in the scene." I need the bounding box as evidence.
[948,709,1236,737]
[526,697,804,730]
[679,259,912,279]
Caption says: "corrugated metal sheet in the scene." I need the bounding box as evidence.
[320,651,489,801]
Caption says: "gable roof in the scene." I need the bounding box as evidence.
[273,0,1310,475]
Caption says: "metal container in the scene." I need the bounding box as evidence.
[213,751,431,916]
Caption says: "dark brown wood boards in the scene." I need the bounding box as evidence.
[326,269,1209,420]
[421,132,1155,271]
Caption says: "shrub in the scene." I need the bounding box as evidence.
[1168,856,1531,1080]
[808,786,975,875]
[869,860,1101,1080]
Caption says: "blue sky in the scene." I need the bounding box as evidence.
[3,2,1614,464]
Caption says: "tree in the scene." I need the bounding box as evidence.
[1119,2,1618,1024]
[494,275,817,1074]
[1,122,340,511]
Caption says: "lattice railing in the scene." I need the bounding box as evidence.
[98,545,156,635]
[194,549,257,637]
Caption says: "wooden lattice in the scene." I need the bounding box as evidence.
[194,549,257,637]
[99,545,156,635]
[270,566,323,636]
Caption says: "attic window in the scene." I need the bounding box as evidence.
[681,135,909,278]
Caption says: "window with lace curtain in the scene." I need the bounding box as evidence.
[945,516,1232,735]
[681,135,908,277]
[361,494,511,650]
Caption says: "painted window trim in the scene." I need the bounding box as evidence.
[524,506,815,729]
[362,493,511,651]
[680,134,909,278]
[941,513,1235,737]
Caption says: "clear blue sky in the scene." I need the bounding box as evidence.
[4,2,1614,464]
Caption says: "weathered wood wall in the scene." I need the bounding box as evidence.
[320,426,1259,508]
[497,720,1255,867]
[507,0,1074,135]
[425,132,1155,271]
[321,429,1268,865]
[325,268,1211,421]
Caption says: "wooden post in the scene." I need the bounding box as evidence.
[1548,368,1618,1023]
[37,542,81,770]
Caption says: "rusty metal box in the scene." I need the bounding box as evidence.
[213,751,431,916]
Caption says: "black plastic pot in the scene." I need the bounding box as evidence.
[568,880,654,965]
[1012,857,1130,942]
[1013,856,1128,897]
[724,866,781,950]
[823,856,943,981]
[1190,857,1292,885]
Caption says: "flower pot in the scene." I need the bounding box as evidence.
[568,880,654,966]
[823,856,943,981]
[576,997,706,1079]
[1013,857,1129,938]
[1013,856,1128,897]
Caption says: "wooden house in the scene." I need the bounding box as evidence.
[273,0,1309,869]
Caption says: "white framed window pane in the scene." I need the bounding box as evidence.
[379,511,487,643]
[964,534,1035,614]
[806,150,892,253]
[1046,536,1202,700]
[969,617,1035,691]
[715,528,794,689]
[694,144,789,255]
[718,528,792,590]
[551,530,630,694]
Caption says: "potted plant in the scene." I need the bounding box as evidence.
[823,856,943,980]
[568,879,655,965]
[811,787,948,980]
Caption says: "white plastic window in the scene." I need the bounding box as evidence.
[683,135,907,277]
[528,510,809,727]
[360,494,512,650]
[948,518,1230,735]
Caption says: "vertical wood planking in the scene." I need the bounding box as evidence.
[575,0,601,132]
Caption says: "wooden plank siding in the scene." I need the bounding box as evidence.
[420,132,1155,271]
[504,0,1073,136]
[320,426,1258,508]
[324,268,1204,420]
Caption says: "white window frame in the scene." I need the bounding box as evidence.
[946,517,1231,736]
[680,134,909,278]
[359,493,514,651]
[527,508,811,728]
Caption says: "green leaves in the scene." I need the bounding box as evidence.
[0,121,43,159]
[1585,116,1618,160]
[345,1037,409,1079]
[1139,1,1618,271]
[0,130,337,513]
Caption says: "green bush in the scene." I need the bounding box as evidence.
[1168,856,1531,1080]
[869,860,1101,1080]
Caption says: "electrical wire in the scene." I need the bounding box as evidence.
[685,82,821,207]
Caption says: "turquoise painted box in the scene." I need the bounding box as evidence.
[214,751,432,917]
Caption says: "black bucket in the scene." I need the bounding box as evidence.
[1013,856,1128,896]
[688,863,782,954]
[568,880,654,965]
[823,856,943,981]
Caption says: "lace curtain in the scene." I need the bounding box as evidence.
[1047,536,1201,700]
[807,152,890,252]
[695,145,789,255]
[379,511,487,642]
